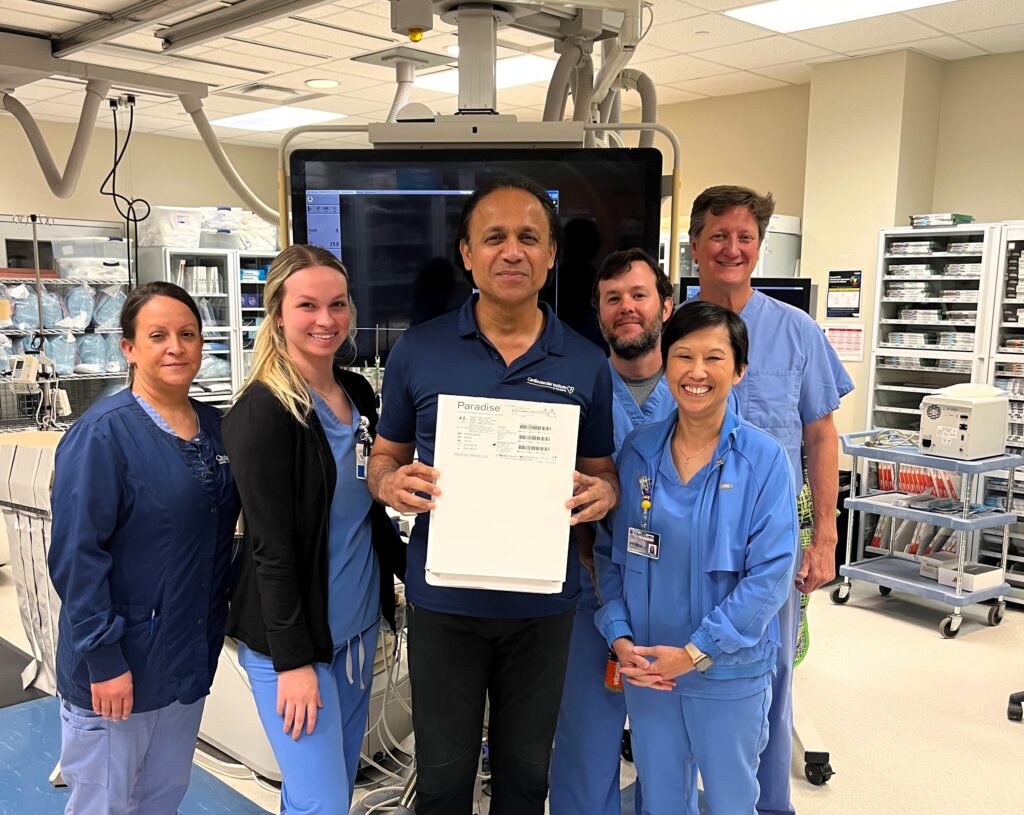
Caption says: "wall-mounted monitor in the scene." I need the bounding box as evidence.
[679,276,813,315]
[290,147,662,363]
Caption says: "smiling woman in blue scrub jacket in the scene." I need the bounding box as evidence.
[49,282,240,815]
[595,300,798,815]
[222,245,405,814]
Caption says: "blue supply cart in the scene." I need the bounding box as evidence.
[833,431,1022,638]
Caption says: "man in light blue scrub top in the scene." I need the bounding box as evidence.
[688,186,854,815]
[550,248,675,815]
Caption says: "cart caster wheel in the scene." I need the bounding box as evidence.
[830,587,850,605]
[878,586,892,596]
[940,616,960,639]
[805,762,834,786]
[988,604,1005,626]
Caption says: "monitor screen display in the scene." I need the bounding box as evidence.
[290,147,663,363]
[680,276,813,315]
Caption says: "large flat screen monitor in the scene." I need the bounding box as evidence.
[680,276,813,315]
[290,147,662,363]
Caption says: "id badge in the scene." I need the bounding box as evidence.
[627,527,660,560]
[355,442,368,480]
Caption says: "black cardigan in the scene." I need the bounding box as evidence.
[222,368,405,671]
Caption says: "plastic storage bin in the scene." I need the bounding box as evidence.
[57,258,129,282]
[200,229,240,250]
[50,236,129,262]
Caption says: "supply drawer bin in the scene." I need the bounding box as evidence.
[50,236,130,262]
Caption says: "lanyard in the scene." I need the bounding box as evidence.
[639,475,652,530]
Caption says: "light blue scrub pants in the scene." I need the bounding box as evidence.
[238,620,379,815]
[58,697,205,815]
[757,587,799,815]
[624,684,771,815]
[549,597,641,815]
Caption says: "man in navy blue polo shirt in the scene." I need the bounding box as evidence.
[369,176,618,815]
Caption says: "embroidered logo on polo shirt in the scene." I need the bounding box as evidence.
[720,483,733,490]
[527,377,575,395]
[216,455,230,465]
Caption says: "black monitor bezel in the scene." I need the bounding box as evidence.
[679,276,812,314]
[288,146,664,258]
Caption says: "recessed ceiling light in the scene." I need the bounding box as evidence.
[415,54,556,95]
[305,78,340,89]
[445,44,460,56]
[725,0,958,34]
[210,106,346,132]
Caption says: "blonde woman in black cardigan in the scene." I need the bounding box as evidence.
[223,244,404,813]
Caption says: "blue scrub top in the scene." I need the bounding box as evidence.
[579,364,675,609]
[312,392,380,648]
[648,443,768,700]
[377,294,614,619]
[689,291,854,491]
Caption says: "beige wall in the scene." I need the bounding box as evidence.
[800,51,949,438]
[932,51,1024,222]
[626,84,810,229]
[0,116,277,223]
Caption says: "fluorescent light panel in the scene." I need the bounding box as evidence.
[415,54,556,95]
[725,0,958,34]
[210,106,345,131]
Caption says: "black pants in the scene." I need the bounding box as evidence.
[407,604,575,815]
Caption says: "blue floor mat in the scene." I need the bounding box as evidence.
[0,696,270,814]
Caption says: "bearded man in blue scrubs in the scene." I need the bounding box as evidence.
[369,175,619,815]
[550,247,675,815]
[688,185,854,815]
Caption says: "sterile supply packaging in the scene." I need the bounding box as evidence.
[138,206,203,248]
[936,563,1004,592]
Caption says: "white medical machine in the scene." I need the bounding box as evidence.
[919,383,1009,460]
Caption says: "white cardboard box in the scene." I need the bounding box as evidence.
[936,562,1004,592]
[919,550,960,579]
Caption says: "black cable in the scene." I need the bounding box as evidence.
[100,99,150,291]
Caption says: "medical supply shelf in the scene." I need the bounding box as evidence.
[238,251,272,380]
[137,247,242,410]
[867,224,1002,434]
[833,431,1021,638]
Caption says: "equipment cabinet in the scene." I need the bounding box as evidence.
[833,431,1021,638]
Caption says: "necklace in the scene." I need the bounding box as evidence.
[310,381,339,401]
[674,433,719,466]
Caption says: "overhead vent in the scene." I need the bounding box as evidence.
[235,83,302,100]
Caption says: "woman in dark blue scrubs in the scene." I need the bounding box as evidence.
[595,301,798,814]
[223,245,404,813]
[49,282,240,815]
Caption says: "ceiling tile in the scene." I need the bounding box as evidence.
[315,9,396,39]
[0,8,88,35]
[904,0,1024,34]
[644,12,769,52]
[673,70,788,97]
[302,93,392,116]
[629,53,735,84]
[692,35,835,69]
[628,42,684,65]
[684,0,759,9]
[262,64,388,95]
[6,81,77,102]
[789,15,939,52]
[647,1,707,25]
[648,85,708,105]
[282,18,397,49]
[905,35,987,60]
[959,22,1024,52]
[752,61,813,84]
[246,28,364,60]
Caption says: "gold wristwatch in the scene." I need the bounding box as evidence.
[684,642,713,673]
